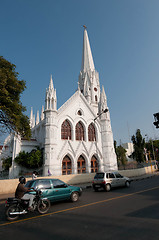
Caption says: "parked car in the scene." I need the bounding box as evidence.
[92,172,131,192]
[25,178,82,202]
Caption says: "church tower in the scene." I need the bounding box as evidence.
[99,86,118,171]
[79,27,117,171]
[43,75,58,176]
[78,27,100,115]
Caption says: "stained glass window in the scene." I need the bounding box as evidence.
[61,120,72,140]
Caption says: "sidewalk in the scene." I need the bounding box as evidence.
[0,172,158,204]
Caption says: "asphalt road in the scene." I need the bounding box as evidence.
[0,176,159,240]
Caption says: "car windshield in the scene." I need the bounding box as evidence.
[94,173,105,179]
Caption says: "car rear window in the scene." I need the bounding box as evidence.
[94,173,105,179]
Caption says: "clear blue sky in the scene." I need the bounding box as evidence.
[1,0,159,145]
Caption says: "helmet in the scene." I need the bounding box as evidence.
[19,176,26,184]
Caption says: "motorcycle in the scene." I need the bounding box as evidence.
[5,189,50,221]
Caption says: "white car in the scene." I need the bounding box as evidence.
[92,172,131,192]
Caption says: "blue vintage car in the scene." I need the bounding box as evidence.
[25,178,82,202]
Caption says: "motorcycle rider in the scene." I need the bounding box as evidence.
[15,176,35,211]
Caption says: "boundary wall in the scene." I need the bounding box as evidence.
[0,165,157,195]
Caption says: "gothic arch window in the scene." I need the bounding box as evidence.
[91,155,99,173]
[62,155,72,175]
[77,155,86,174]
[61,120,72,140]
[75,121,85,141]
[88,123,96,141]
[95,95,98,102]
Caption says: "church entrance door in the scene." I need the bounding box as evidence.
[91,155,99,173]
[77,155,86,174]
[62,155,72,175]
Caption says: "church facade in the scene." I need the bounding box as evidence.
[2,28,118,178]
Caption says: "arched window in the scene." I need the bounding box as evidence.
[91,155,98,173]
[95,95,98,102]
[62,155,72,175]
[88,123,96,141]
[61,120,72,140]
[77,155,86,174]
[76,121,85,141]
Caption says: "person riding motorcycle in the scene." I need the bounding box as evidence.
[15,176,35,211]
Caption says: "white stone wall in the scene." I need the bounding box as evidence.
[43,91,104,176]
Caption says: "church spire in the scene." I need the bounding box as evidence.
[49,75,54,90]
[30,107,34,128]
[45,75,57,110]
[36,110,39,125]
[40,105,44,121]
[81,27,95,72]
[78,27,100,114]
[99,86,107,111]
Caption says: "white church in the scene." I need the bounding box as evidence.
[1,28,118,178]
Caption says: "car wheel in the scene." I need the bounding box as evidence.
[71,192,79,202]
[125,181,130,188]
[105,184,111,192]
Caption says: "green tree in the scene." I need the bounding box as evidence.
[2,157,12,171]
[131,129,145,163]
[0,56,31,139]
[14,148,43,169]
[114,141,127,167]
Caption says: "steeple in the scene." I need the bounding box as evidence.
[49,74,54,90]
[78,27,100,114]
[45,75,57,110]
[36,110,39,125]
[99,86,108,114]
[30,107,33,126]
[32,114,35,128]
[81,28,95,72]
[40,105,44,121]
[43,77,58,176]
[30,107,34,128]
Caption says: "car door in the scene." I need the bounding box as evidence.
[107,172,117,187]
[52,179,71,201]
[34,179,54,201]
[114,172,125,187]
